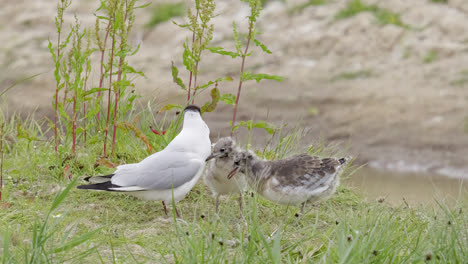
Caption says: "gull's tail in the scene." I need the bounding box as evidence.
[83,174,114,183]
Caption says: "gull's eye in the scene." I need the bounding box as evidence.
[220,148,225,153]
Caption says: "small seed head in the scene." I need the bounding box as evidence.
[425,252,432,261]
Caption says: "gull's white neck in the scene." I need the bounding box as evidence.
[167,111,211,157]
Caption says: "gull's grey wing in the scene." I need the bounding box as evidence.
[111,150,203,191]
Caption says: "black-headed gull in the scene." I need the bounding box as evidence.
[77,105,211,217]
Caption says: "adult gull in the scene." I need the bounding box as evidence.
[77,105,211,217]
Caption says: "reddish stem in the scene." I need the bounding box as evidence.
[231,21,253,137]
[111,1,130,155]
[104,16,116,157]
[83,100,86,144]
[191,62,199,104]
[54,91,59,153]
[83,65,90,145]
[54,16,64,153]
[0,128,3,201]
[191,17,206,104]
[72,92,77,154]
[111,57,124,155]
[187,9,198,102]
[97,21,111,122]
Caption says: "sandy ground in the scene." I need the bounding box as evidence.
[1,0,468,178]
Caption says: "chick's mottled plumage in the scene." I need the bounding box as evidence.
[204,137,246,211]
[231,151,349,211]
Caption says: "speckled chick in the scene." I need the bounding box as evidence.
[229,151,349,212]
[204,137,247,212]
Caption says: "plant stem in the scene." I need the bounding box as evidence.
[97,21,111,122]
[187,9,198,102]
[191,26,204,104]
[231,20,253,137]
[104,15,116,157]
[111,0,130,155]
[72,88,77,154]
[54,9,64,154]
[83,60,90,145]
[111,57,124,155]
[191,61,199,104]
[0,124,3,201]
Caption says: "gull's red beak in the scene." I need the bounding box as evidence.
[227,167,238,179]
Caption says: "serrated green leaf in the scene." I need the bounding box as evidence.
[242,72,284,83]
[172,21,190,28]
[207,47,240,58]
[220,94,236,105]
[171,62,186,90]
[124,65,145,77]
[253,38,272,54]
[135,2,151,9]
[159,103,183,113]
[58,103,70,121]
[130,43,141,56]
[201,87,220,113]
[229,120,240,132]
[232,21,242,54]
[83,88,108,97]
[182,39,195,72]
[199,76,234,90]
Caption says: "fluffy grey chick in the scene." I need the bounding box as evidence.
[229,151,349,212]
[204,137,247,212]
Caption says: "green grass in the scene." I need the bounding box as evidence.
[423,50,438,64]
[146,2,185,28]
[449,70,468,87]
[335,0,409,28]
[288,0,328,14]
[1,109,468,263]
[430,0,448,3]
[331,70,374,81]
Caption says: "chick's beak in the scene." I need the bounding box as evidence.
[227,167,239,179]
[206,152,220,162]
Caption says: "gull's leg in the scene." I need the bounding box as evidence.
[162,201,168,216]
[175,206,181,218]
[215,195,220,213]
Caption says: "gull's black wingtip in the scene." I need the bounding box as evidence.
[83,174,114,182]
[76,181,120,191]
[184,105,201,113]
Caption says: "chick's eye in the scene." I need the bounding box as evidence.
[220,148,225,153]
[234,161,240,166]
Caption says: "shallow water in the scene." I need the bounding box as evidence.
[345,166,468,206]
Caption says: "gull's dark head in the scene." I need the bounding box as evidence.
[228,151,253,179]
[183,105,204,124]
[184,105,201,114]
[205,137,236,161]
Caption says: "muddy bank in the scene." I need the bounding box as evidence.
[1,0,468,178]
